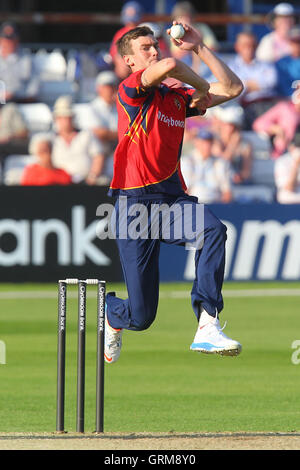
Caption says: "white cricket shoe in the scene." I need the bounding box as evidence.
[104,314,123,363]
[190,312,242,356]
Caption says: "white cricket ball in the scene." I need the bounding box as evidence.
[170,24,185,40]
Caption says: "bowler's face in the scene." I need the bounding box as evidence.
[124,35,161,71]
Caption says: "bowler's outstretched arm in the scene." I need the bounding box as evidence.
[167,21,244,108]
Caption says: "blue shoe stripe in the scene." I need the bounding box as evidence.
[190,342,223,351]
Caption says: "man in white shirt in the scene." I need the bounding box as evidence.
[0,21,40,102]
[229,32,278,104]
[228,31,278,128]
[181,129,232,204]
[274,139,300,203]
[256,3,296,63]
[51,95,107,184]
[91,71,119,178]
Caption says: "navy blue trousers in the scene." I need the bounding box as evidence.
[106,194,227,331]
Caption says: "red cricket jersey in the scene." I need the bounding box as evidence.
[108,69,203,197]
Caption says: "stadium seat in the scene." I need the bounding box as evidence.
[242,131,271,160]
[251,158,275,186]
[37,80,78,105]
[77,77,98,102]
[34,49,67,80]
[232,184,275,203]
[233,155,275,202]
[3,155,37,185]
[65,49,78,82]
[72,103,99,130]
[18,103,53,134]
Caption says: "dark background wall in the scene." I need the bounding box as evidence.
[0,0,228,44]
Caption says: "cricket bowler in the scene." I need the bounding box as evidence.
[104,22,244,362]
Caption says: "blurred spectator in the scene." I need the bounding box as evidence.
[274,137,300,203]
[169,1,218,77]
[110,1,144,80]
[275,26,300,97]
[0,21,39,102]
[253,92,300,159]
[51,96,107,185]
[21,133,72,186]
[256,3,296,63]
[0,102,28,143]
[91,71,119,178]
[181,129,232,203]
[227,32,278,129]
[212,106,253,185]
[171,2,219,51]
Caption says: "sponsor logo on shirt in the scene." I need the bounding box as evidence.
[157,110,184,128]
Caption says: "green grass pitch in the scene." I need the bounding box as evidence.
[0,282,299,433]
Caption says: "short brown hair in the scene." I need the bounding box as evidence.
[117,26,154,56]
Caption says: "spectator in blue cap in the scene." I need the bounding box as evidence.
[121,1,143,25]
[181,128,232,203]
[110,2,144,80]
[275,26,300,97]
[0,21,40,102]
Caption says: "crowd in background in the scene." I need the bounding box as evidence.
[0,1,300,204]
